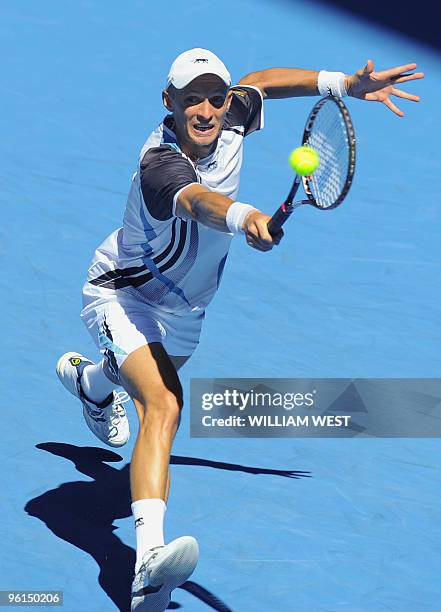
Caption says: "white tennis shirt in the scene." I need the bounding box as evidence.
[84,85,264,315]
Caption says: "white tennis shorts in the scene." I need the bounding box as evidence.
[81,283,205,382]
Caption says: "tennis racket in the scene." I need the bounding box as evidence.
[268,95,356,236]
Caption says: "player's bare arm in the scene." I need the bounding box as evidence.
[239,60,424,115]
[176,184,281,251]
[239,68,320,98]
[175,183,233,230]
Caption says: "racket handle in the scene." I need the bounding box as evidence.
[268,174,301,236]
[268,203,293,236]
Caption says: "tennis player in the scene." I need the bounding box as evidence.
[56,49,423,611]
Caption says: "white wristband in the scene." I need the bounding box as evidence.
[226,202,258,234]
[317,70,347,97]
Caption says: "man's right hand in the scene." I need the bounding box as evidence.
[243,211,284,251]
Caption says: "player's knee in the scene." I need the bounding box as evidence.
[155,390,182,427]
[136,388,182,430]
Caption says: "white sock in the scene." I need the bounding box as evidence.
[132,498,166,573]
[81,360,117,405]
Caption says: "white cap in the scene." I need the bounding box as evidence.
[166,48,231,90]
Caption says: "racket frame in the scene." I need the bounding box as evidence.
[303,95,356,210]
[267,96,356,236]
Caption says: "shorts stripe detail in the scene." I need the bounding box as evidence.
[101,316,120,380]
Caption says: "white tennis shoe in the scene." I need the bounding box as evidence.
[56,351,130,447]
[131,537,199,611]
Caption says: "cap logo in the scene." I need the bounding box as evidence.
[194,58,209,63]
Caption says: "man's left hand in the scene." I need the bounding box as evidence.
[345,59,424,117]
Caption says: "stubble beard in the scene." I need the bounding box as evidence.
[177,121,221,162]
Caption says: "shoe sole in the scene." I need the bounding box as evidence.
[150,536,199,588]
[132,537,199,612]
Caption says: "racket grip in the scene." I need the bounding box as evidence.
[267,203,293,236]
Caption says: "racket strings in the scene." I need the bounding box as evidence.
[305,102,350,208]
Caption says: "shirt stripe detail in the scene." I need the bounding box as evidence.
[89,219,188,290]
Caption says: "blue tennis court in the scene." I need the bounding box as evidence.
[2,1,440,610]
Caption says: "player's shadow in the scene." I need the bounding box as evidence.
[170,455,310,478]
[25,443,309,611]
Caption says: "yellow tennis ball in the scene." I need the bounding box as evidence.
[289,146,320,176]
